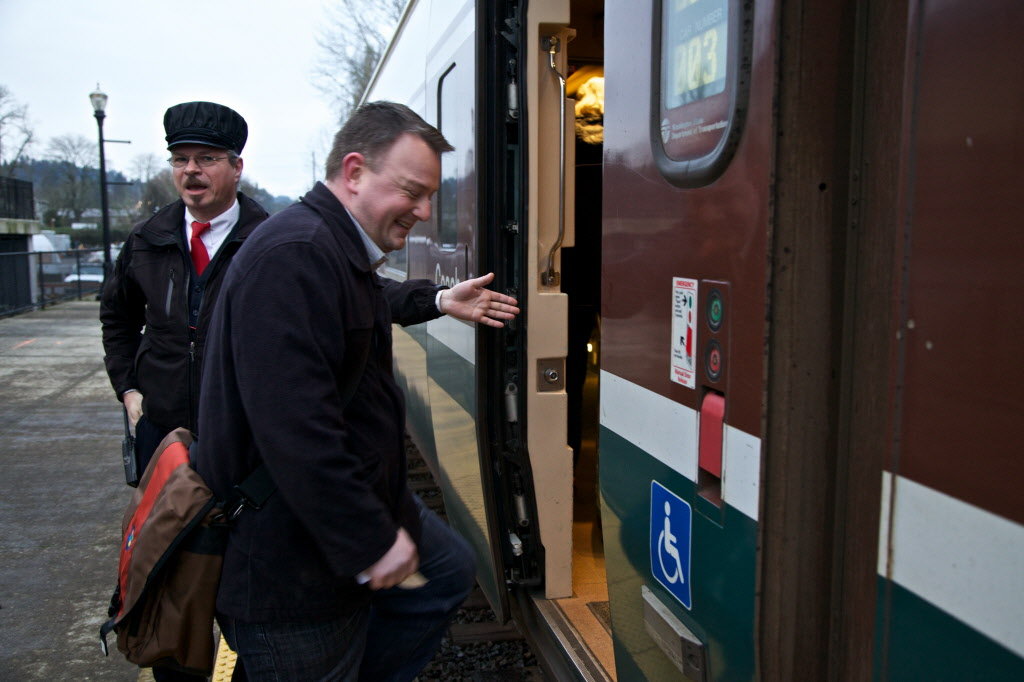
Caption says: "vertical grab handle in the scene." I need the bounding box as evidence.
[542,35,567,287]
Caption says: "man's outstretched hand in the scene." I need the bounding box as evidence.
[439,272,520,328]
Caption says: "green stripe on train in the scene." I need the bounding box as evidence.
[600,427,756,681]
[406,323,506,621]
[875,578,1024,680]
[394,323,475,464]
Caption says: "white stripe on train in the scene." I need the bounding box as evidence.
[600,371,1024,657]
[599,370,761,522]
[879,472,1024,657]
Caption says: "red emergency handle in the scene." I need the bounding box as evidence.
[698,392,725,478]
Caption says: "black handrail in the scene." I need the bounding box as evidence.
[0,248,106,317]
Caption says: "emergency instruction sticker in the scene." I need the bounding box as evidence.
[670,277,698,388]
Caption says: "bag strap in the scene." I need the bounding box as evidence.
[122,405,132,438]
[222,331,373,520]
[222,464,275,521]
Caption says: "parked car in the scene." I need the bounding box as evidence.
[64,264,105,283]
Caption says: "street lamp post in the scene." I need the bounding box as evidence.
[89,85,112,281]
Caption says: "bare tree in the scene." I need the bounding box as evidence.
[138,168,178,218]
[47,134,97,168]
[0,85,35,176]
[41,134,99,225]
[130,153,162,184]
[313,0,407,124]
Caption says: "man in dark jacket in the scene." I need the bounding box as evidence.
[193,102,519,681]
[100,101,269,474]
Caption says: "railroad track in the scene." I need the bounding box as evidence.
[406,438,546,681]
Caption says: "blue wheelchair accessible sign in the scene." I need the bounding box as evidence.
[650,480,693,609]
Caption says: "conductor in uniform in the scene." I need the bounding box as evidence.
[101,102,268,477]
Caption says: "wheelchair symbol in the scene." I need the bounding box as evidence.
[656,501,685,585]
[650,480,692,608]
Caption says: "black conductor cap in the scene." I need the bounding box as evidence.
[164,101,247,154]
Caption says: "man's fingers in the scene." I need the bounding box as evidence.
[485,308,516,320]
[485,301,519,316]
[124,392,144,426]
[472,271,496,287]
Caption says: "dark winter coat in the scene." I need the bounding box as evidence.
[100,194,269,432]
[193,182,444,622]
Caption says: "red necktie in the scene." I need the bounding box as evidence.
[190,221,211,276]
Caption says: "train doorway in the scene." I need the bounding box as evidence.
[481,0,614,676]
[548,0,612,676]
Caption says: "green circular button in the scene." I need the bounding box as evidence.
[707,290,723,331]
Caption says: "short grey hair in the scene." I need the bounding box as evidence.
[324,101,452,180]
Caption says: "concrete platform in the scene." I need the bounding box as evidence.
[0,300,140,680]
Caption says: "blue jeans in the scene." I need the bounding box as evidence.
[220,497,475,681]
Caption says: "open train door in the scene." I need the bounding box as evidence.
[418,0,515,623]
[363,0,517,624]
[429,0,580,629]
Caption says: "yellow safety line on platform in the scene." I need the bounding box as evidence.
[212,635,239,682]
[134,638,236,682]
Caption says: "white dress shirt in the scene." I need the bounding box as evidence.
[184,200,240,262]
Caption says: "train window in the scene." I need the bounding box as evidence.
[437,64,458,248]
[387,242,408,275]
[651,0,752,187]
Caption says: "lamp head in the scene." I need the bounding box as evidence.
[89,84,107,115]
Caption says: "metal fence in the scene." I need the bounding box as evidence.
[0,248,106,317]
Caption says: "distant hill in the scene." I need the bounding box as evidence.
[7,157,295,247]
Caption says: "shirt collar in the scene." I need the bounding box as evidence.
[184,199,240,234]
[344,206,388,271]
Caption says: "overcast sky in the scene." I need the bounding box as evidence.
[0,0,342,199]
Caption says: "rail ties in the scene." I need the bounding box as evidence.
[405,436,545,680]
[405,443,446,517]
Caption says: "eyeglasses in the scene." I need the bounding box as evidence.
[167,154,230,168]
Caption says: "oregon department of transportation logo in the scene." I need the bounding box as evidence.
[650,480,693,609]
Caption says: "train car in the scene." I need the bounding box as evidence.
[363,0,1024,679]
